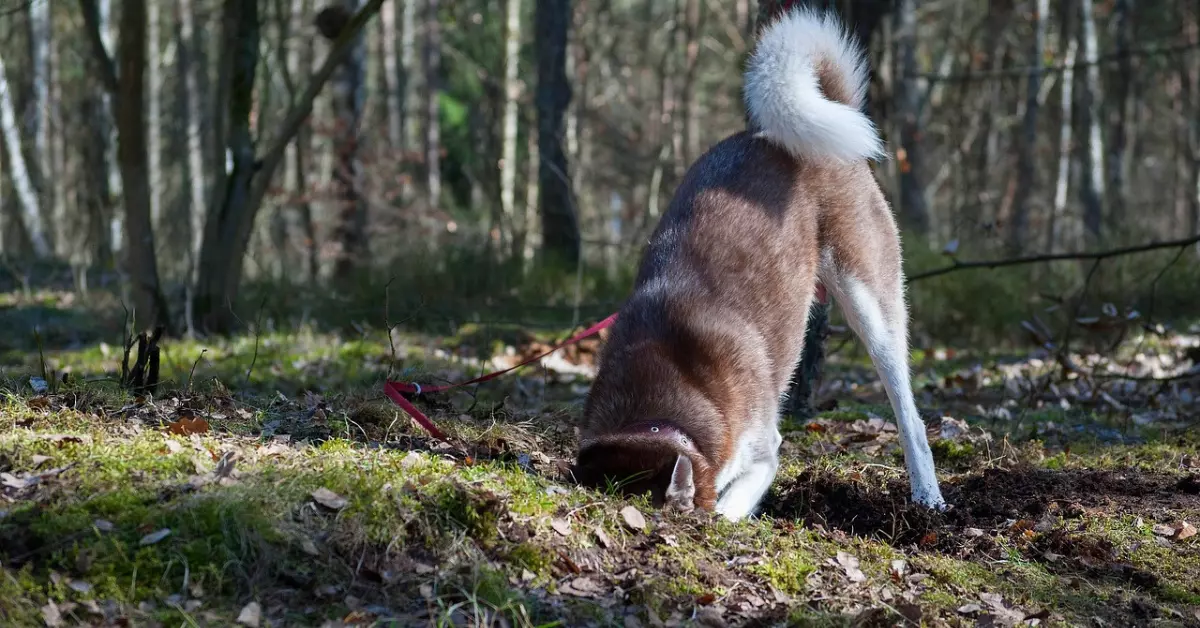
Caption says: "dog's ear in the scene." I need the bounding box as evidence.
[663,454,695,512]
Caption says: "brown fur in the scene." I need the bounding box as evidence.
[574,127,903,509]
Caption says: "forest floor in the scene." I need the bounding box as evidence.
[2,289,1200,627]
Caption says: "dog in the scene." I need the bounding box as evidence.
[572,7,946,520]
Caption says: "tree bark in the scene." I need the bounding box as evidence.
[535,0,580,267]
[1009,0,1048,254]
[1077,0,1105,240]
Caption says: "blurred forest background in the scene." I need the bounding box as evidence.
[1,0,1198,349]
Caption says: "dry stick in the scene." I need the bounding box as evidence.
[244,296,268,386]
[905,233,1200,284]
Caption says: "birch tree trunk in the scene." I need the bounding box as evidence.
[401,0,418,154]
[147,0,163,228]
[1049,4,1078,253]
[500,0,522,252]
[1009,0,1048,253]
[27,0,52,246]
[1077,0,1105,240]
[0,51,50,257]
[381,0,402,149]
[423,0,441,208]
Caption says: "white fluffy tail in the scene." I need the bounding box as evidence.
[744,8,885,163]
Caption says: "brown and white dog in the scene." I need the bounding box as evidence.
[572,7,946,520]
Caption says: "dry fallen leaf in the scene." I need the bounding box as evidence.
[41,600,62,627]
[311,488,349,510]
[68,580,93,594]
[620,506,646,533]
[236,601,262,627]
[139,528,171,546]
[551,517,572,536]
[834,552,866,583]
[300,539,320,556]
[594,526,613,548]
[561,576,606,598]
[167,417,210,436]
[1175,521,1197,540]
[1153,523,1177,537]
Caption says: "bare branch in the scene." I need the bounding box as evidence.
[906,234,1200,284]
[255,0,384,179]
[79,0,118,92]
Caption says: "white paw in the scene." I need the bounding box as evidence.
[912,487,948,512]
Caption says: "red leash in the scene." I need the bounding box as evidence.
[384,313,619,443]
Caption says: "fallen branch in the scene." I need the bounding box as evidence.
[906,234,1200,284]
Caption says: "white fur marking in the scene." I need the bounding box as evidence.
[828,275,946,509]
[714,420,783,521]
[743,8,885,163]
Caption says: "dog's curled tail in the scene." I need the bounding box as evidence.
[744,8,884,163]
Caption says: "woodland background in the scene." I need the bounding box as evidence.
[1,0,1198,348]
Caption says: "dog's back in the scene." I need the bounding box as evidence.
[574,8,944,518]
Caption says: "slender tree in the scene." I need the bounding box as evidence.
[323,2,369,279]
[536,0,580,266]
[1078,0,1105,239]
[1009,0,1048,253]
[81,0,174,331]
[0,49,49,257]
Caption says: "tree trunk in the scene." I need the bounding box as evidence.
[1077,0,1105,240]
[291,0,319,282]
[178,0,208,294]
[0,51,49,257]
[893,0,930,236]
[500,0,523,258]
[1049,1,1078,253]
[327,0,368,279]
[401,0,418,155]
[195,0,261,332]
[423,0,442,208]
[27,0,52,250]
[147,0,163,228]
[193,0,384,334]
[381,0,402,149]
[680,0,703,167]
[535,0,580,267]
[1009,0,1047,254]
[1107,0,1134,228]
[114,0,173,331]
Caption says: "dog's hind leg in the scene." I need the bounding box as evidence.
[823,268,946,510]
